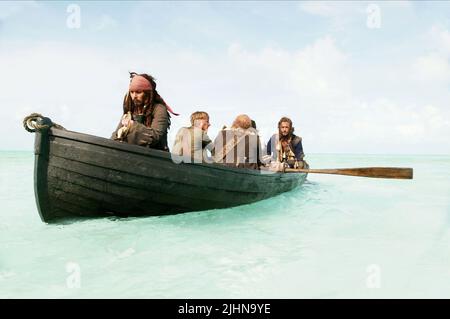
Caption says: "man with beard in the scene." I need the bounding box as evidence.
[111,72,178,151]
[266,117,306,169]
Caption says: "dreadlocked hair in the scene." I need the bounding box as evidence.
[123,72,171,127]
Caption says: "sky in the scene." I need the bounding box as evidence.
[0,1,449,154]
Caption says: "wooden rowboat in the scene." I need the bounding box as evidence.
[24,114,308,223]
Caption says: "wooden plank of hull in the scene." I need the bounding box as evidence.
[48,136,303,198]
[47,159,301,217]
[34,128,307,222]
[48,160,260,209]
[48,178,186,217]
[47,166,213,212]
[47,151,301,200]
[48,137,299,193]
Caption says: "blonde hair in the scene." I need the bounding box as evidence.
[232,114,252,130]
[190,111,209,126]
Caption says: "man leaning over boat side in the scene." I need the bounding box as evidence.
[111,72,178,151]
[266,117,307,169]
[171,111,213,163]
[213,114,262,170]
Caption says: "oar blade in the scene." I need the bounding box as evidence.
[349,167,413,179]
[286,167,414,179]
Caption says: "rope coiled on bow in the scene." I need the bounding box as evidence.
[23,113,65,133]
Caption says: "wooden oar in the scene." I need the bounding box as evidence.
[285,167,413,179]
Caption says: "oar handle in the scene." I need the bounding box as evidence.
[285,167,413,179]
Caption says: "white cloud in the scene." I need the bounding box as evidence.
[0,1,38,20]
[298,1,415,33]
[93,14,118,31]
[348,99,449,151]
[227,37,351,105]
[413,53,450,82]
[299,1,344,17]
[231,36,450,153]
[1,31,450,154]
[299,1,412,17]
[412,26,450,84]
[396,124,425,137]
[385,1,412,8]
[0,42,126,150]
[289,37,351,103]
[210,37,450,154]
[430,25,450,56]
[298,1,362,32]
[422,105,450,131]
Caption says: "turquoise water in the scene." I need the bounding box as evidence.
[0,151,449,298]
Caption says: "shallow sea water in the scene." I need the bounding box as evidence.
[0,151,449,298]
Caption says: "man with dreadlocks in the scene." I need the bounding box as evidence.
[111,72,178,151]
[266,117,307,169]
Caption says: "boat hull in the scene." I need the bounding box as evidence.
[33,128,307,222]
